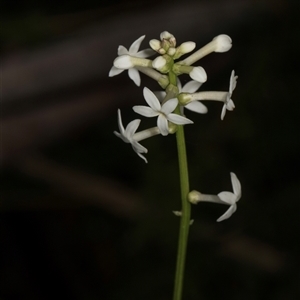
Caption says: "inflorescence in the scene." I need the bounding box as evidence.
[109,31,241,221]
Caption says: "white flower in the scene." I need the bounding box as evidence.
[114,109,148,163]
[221,70,238,120]
[109,35,154,86]
[217,172,242,222]
[133,87,193,136]
[178,79,208,114]
[188,172,241,222]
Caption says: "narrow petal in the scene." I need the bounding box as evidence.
[230,172,241,200]
[161,98,178,114]
[125,119,141,138]
[221,104,227,120]
[182,81,202,93]
[226,99,235,110]
[135,49,155,58]
[118,45,129,55]
[185,101,208,114]
[217,191,236,205]
[216,204,237,222]
[229,70,237,93]
[143,87,161,111]
[114,131,129,143]
[133,105,158,117]
[117,109,125,134]
[167,114,194,125]
[109,66,124,77]
[157,114,169,136]
[136,151,148,163]
[128,68,141,86]
[129,35,145,53]
[132,140,148,153]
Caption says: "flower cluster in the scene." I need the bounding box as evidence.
[109,31,241,221]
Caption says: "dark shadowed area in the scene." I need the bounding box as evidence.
[1,0,299,299]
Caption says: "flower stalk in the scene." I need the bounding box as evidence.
[110,31,241,300]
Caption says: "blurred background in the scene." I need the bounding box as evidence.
[1,0,299,299]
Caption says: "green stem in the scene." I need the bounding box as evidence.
[167,68,191,300]
[173,119,191,300]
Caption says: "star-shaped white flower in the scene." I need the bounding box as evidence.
[178,79,208,114]
[221,70,238,120]
[133,87,193,136]
[217,172,241,222]
[114,109,148,163]
[109,35,154,86]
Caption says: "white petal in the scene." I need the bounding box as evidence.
[226,99,235,110]
[114,130,129,143]
[229,70,237,93]
[136,151,148,163]
[161,98,178,114]
[118,45,129,55]
[157,114,169,136]
[182,80,202,93]
[216,204,236,222]
[132,140,148,153]
[117,109,125,134]
[128,68,141,86]
[133,105,158,117]
[185,101,208,114]
[129,35,145,54]
[177,78,182,91]
[217,191,236,205]
[149,39,161,51]
[135,49,155,58]
[109,66,124,77]
[230,172,241,200]
[167,114,194,125]
[190,67,207,83]
[143,87,161,111]
[125,119,141,138]
[221,104,227,120]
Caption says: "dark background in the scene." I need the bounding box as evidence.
[1,0,299,299]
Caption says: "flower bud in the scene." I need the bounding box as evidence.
[212,34,232,52]
[113,55,134,69]
[149,39,161,52]
[189,66,207,83]
[152,56,167,70]
[173,41,196,59]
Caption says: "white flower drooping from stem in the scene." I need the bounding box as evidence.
[109,35,155,86]
[133,87,193,136]
[114,109,160,163]
[188,172,241,222]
